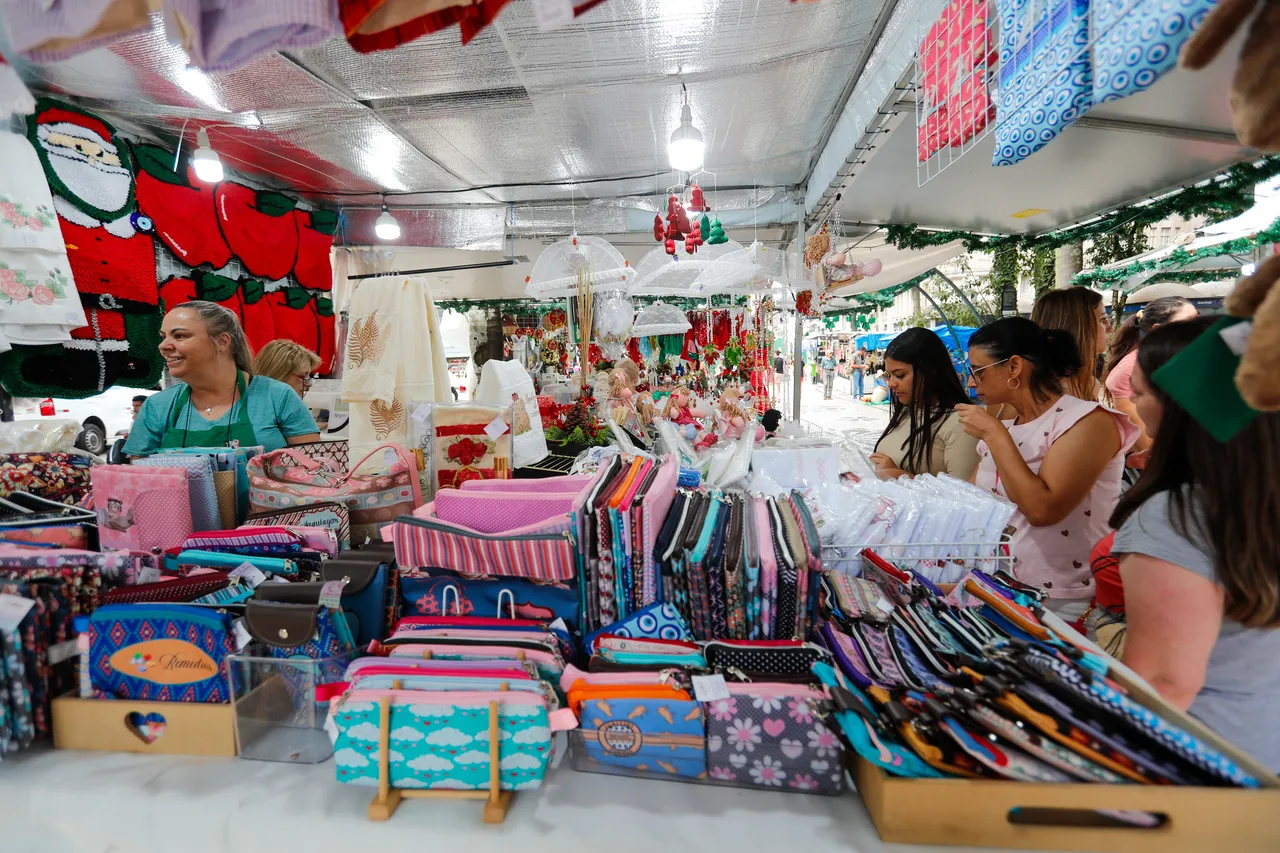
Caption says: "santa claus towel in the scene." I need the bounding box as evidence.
[0,130,86,333]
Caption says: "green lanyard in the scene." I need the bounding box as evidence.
[161,371,259,450]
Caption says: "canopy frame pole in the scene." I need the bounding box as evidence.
[930,268,990,325]
[791,200,806,422]
[914,282,965,367]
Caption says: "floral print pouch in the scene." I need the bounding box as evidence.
[704,683,845,794]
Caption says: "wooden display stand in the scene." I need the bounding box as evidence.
[52,693,236,757]
[853,757,1280,853]
[366,669,514,824]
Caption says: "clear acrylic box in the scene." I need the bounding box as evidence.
[227,646,352,764]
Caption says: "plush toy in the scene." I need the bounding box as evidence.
[1180,0,1280,152]
[662,384,703,442]
[716,385,765,443]
[1224,254,1280,410]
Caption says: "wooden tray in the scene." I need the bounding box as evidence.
[853,757,1280,853]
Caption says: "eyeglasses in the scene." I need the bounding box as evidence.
[294,372,314,390]
[969,357,1010,380]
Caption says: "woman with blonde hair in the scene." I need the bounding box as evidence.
[252,339,323,397]
[1030,287,1109,401]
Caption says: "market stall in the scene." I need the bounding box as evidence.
[2,2,1279,852]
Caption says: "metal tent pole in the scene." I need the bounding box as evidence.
[791,200,806,421]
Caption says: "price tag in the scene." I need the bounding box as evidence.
[229,562,267,588]
[691,674,731,702]
[269,576,290,584]
[549,618,568,634]
[47,637,80,665]
[232,618,253,652]
[484,416,510,440]
[319,579,348,609]
[531,0,574,30]
[383,448,399,468]
[411,403,431,424]
[323,703,340,745]
[137,566,161,585]
[875,596,894,615]
[0,594,36,633]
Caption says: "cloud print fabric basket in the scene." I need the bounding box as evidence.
[248,444,421,545]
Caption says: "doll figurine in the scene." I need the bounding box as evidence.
[716,386,765,442]
[662,384,702,442]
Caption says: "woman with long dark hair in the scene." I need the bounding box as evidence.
[957,317,1138,618]
[1110,317,1280,770]
[870,328,978,479]
[1103,296,1198,456]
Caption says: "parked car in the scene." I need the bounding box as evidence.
[12,386,158,455]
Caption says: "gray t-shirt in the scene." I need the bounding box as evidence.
[1113,490,1280,772]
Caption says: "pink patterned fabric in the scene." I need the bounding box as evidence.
[434,489,578,534]
[90,465,192,552]
[460,474,593,493]
[974,395,1139,600]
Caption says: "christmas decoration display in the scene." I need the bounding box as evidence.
[545,396,612,447]
[1,99,162,397]
[0,99,339,397]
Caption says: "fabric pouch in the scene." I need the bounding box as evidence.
[578,695,706,779]
[583,602,693,651]
[332,689,573,790]
[100,571,231,604]
[90,465,193,552]
[88,603,235,702]
[704,682,845,793]
[132,454,219,532]
[247,501,351,550]
[400,571,580,632]
[703,640,830,681]
[0,491,96,549]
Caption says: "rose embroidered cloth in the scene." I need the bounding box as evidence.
[0,131,85,342]
[341,275,449,460]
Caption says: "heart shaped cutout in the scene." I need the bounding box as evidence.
[125,711,167,744]
[762,718,786,738]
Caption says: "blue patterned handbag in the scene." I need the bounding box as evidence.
[992,0,1092,166]
[88,603,236,703]
[319,556,390,648]
[1091,0,1215,103]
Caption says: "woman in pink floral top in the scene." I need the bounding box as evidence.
[957,318,1138,619]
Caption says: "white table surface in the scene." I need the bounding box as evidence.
[0,746,1032,853]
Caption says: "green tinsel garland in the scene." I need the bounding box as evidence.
[1072,216,1280,289]
[435,298,555,314]
[884,157,1280,253]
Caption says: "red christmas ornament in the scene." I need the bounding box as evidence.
[676,206,691,234]
[684,237,696,254]
[689,184,706,211]
[667,194,679,215]
[653,213,663,242]
[665,238,676,255]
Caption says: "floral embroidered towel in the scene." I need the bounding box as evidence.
[0,130,85,332]
[342,275,449,460]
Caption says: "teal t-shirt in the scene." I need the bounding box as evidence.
[124,375,318,456]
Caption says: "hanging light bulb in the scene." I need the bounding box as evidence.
[668,95,705,173]
[374,204,401,241]
[191,127,223,183]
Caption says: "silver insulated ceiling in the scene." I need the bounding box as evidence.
[5,0,899,246]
